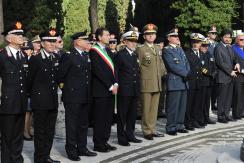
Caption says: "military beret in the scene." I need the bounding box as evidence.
[1,21,24,36]
[142,23,158,34]
[71,31,88,40]
[40,28,58,41]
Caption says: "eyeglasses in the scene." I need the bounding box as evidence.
[210,33,217,35]
[239,39,244,41]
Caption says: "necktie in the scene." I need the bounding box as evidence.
[16,51,21,61]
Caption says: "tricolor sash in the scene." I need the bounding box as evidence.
[91,45,115,76]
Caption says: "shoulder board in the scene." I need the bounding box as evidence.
[164,46,170,49]
[137,44,144,48]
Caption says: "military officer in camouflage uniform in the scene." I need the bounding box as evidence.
[136,24,167,140]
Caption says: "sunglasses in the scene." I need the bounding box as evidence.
[109,41,117,44]
[210,33,217,35]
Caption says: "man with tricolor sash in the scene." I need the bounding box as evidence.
[90,27,118,153]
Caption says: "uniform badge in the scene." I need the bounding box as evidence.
[201,61,205,65]
[23,64,28,68]
[54,62,59,66]
[173,57,180,64]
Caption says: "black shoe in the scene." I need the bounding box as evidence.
[47,157,61,163]
[128,138,142,143]
[207,119,216,124]
[218,118,228,123]
[67,155,81,161]
[226,117,237,122]
[78,148,97,157]
[152,132,164,137]
[105,143,117,151]
[166,131,177,136]
[118,141,130,146]
[185,125,195,131]
[94,145,110,153]
[193,122,205,128]
[144,134,154,140]
[177,129,189,133]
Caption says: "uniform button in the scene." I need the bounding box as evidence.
[86,70,88,72]
[19,70,22,73]
[52,81,55,83]
[38,92,41,95]
[52,68,54,71]
[86,82,89,84]
[20,77,22,79]
[52,75,54,77]
[21,90,23,93]
[134,74,136,76]
[20,84,23,86]
[133,81,137,83]
[53,87,55,90]
[86,76,89,78]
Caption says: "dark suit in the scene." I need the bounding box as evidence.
[57,48,91,156]
[214,42,239,120]
[163,45,190,132]
[232,44,244,119]
[185,49,204,126]
[114,48,140,144]
[90,43,117,148]
[0,47,28,163]
[27,49,59,163]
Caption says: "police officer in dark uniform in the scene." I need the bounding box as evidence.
[185,33,206,129]
[114,30,142,146]
[163,28,190,136]
[57,31,97,161]
[0,21,28,163]
[199,38,217,124]
[27,28,60,163]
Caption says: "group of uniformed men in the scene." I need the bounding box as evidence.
[0,20,244,163]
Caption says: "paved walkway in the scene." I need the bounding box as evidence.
[23,112,244,163]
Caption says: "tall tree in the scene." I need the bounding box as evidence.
[89,0,99,33]
[171,0,239,37]
[0,0,4,43]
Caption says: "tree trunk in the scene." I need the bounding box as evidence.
[89,0,99,33]
[0,0,4,43]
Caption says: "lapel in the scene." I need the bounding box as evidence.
[5,46,21,67]
[144,43,157,56]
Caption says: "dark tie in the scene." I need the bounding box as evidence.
[16,51,21,61]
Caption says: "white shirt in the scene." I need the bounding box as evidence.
[126,47,134,56]
[75,47,83,55]
[97,42,106,50]
[8,46,20,60]
[169,44,177,48]
[43,49,51,57]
